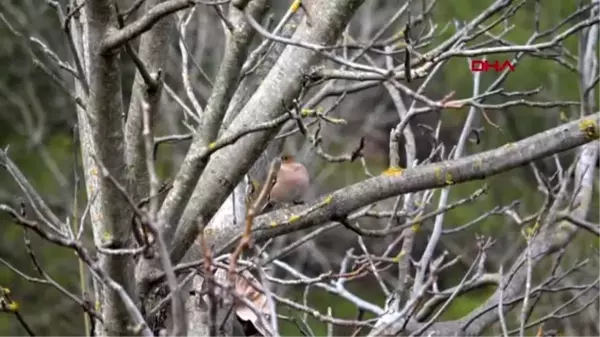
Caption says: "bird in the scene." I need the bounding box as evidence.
[536,325,558,337]
[267,154,310,206]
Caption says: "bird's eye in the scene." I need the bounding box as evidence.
[281,154,289,161]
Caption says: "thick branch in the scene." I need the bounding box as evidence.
[155,0,268,247]
[222,1,303,129]
[215,114,599,255]
[124,0,173,211]
[101,0,229,51]
[76,1,135,335]
[158,0,366,270]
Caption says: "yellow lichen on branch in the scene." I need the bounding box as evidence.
[0,287,19,312]
[445,172,454,185]
[579,119,599,140]
[392,250,405,262]
[382,166,404,176]
[290,0,301,12]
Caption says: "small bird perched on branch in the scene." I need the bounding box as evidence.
[536,325,558,337]
[262,154,310,211]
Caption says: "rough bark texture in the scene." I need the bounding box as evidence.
[77,0,136,335]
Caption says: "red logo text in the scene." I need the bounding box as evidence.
[470,60,515,72]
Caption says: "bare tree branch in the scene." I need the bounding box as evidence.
[72,0,136,334]
[142,0,367,273]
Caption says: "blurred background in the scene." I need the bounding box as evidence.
[0,0,598,335]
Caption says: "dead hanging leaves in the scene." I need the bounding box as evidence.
[232,270,271,337]
[204,268,271,337]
